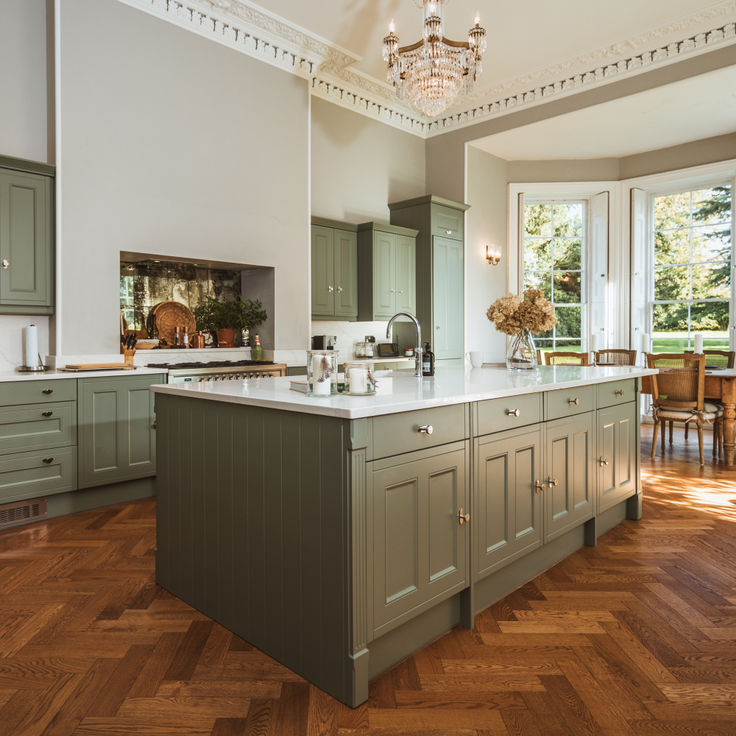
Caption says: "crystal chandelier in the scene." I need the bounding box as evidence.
[382,0,487,117]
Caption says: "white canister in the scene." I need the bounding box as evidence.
[306,350,338,396]
[345,361,376,395]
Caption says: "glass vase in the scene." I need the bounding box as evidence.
[506,330,537,371]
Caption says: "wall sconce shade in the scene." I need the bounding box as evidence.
[485,245,501,266]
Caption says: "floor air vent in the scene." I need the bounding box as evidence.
[0,498,47,529]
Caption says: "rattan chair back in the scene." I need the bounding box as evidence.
[699,350,734,368]
[544,351,590,366]
[646,353,705,411]
[594,349,637,365]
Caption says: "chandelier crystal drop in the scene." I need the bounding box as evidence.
[382,0,487,117]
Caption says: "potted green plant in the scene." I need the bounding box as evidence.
[193,296,267,348]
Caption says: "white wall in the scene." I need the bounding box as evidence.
[57,0,310,357]
[465,145,509,361]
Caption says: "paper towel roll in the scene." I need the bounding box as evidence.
[23,325,40,368]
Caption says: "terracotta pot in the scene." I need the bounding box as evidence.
[215,328,236,348]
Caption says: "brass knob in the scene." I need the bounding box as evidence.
[567,397,579,406]
[336,286,343,293]
[599,456,609,467]
[546,476,559,487]
[615,389,624,397]
[42,457,54,464]
[42,388,53,395]
[535,480,546,493]
[42,411,53,417]
[328,285,334,292]
[458,508,470,525]
[417,424,434,435]
[445,229,454,235]
[506,408,520,417]
[1,259,8,269]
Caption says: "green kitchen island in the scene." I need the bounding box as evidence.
[152,364,655,707]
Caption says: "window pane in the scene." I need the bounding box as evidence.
[690,301,729,332]
[654,265,689,301]
[552,203,583,237]
[653,192,690,230]
[691,224,730,262]
[692,186,732,227]
[524,271,551,300]
[652,302,689,334]
[553,272,581,303]
[692,261,730,299]
[524,238,552,270]
[553,238,581,270]
[654,228,690,265]
[555,306,581,338]
[525,204,551,237]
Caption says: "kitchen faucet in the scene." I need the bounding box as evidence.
[386,312,423,377]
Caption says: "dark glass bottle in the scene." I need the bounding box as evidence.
[422,342,435,376]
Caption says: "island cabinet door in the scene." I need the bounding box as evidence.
[544,413,595,542]
[78,375,163,489]
[371,442,468,637]
[597,402,637,513]
[474,425,543,580]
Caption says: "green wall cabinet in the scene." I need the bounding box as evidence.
[474,425,543,579]
[357,222,417,320]
[0,163,54,314]
[389,195,469,360]
[311,218,358,320]
[597,402,637,513]
[370,442,468,637]
[78,374,164,489]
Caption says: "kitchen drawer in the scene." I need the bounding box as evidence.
[0,379,77,406]
[432,204,464,241]
[544,385,595,420]
[596,379,636,409]
[475,393,542,436]
[0,446,77,504]
[0,401,77,455]
[371,404,467,459]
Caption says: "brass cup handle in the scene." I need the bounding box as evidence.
[506,408,520,417]
[535,480,546,493]
[599,456,609,467]
[42,457,54,464]
[614,389,624,397]
[546,476,559,487]
[567,397,579,406]
[42,389,53,395]
[458,508,470,525]
[42,411,53,417]
[417,424,434,435]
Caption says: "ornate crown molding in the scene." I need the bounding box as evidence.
[117,0,736,140]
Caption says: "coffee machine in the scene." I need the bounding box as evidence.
[311,335,337,350]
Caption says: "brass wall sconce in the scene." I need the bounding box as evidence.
[485,245,501,266]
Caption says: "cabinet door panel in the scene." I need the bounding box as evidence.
[384,477,420,604]
[333,229,358,319]
[514,444,538,540]
[373,232,396,319]
[394,234,416,314]
[311,226,334,317]
[598,403,636,512]
[432,237,463,359]
[427,462,463,588]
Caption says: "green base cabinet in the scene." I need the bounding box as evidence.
[78,374,163,489]
[357,222,417,320]
[311,218,358,320]
[0,161,54,314]
[597,402,637,513]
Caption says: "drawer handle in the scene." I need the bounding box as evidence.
[42,457,54,464]
[458,508,470,525]
[42,411,53,417]
[42,388,53,395]
[599,456,609,467]
[567,397,579,406]
[614,389,624,397]
[417,424,434,435]
[546,476,559,487]
[505,408,520,417]
[535,479,546,494]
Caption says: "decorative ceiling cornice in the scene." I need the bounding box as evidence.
[118,0,736,140]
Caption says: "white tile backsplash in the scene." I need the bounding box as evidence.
[311,320,392,361]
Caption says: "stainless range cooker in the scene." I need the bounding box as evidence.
[150,360,287,383]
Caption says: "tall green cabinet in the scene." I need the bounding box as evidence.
[0,156,54,314]
[389,196,469,360]
[311,218,358,321]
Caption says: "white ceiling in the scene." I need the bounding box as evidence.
[259,0,734,94]
[470,64,736,160]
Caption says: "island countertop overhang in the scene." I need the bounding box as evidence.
[151,365,657,419]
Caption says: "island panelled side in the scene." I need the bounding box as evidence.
[154,378,641,708]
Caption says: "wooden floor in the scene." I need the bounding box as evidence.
[2,428,736,735]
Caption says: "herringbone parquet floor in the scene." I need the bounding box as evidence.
[1,428,735,735]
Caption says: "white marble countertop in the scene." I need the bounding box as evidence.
[151,365,657,419]
[0,366,168,382]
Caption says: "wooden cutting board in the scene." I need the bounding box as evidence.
[63,363,136,371]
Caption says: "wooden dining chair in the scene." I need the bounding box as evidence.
[594,348,637,365]
[701,349,735,368]
[646,352,723,465]
[543,351,590,366]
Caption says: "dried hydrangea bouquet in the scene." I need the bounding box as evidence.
[486,288,557,370]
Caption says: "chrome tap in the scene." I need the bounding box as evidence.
[386,312,423,377]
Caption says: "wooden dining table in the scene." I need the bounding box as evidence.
[641,369,736,467]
